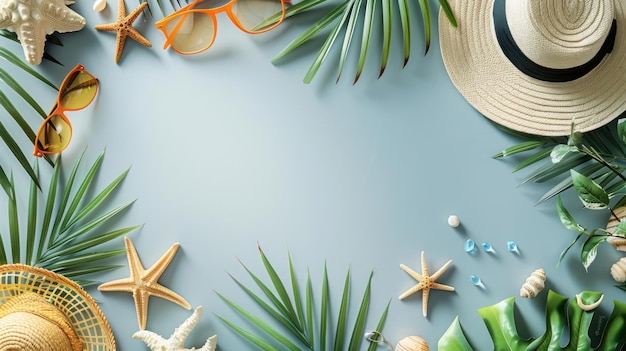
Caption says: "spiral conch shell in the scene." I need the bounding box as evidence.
[610,257,626,282]
[396,336,429,351]
[519,268,546,298]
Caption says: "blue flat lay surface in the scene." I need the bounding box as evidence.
[0,0,623,349]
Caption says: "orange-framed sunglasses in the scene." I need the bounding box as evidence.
[155,0,289,55]
[33,64,99,157]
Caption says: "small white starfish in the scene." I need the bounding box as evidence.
[133,306,217,351]
[0,0,86,64]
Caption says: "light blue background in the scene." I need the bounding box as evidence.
[0,0,624,349]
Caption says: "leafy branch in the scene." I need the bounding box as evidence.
[494,120,626,279]
[215,245,391,351]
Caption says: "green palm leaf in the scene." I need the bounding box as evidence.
[0,149,141,284]
[0,48,59,192]
[216,245,390,350]
[493,121,626,205]
[272,0,456,83]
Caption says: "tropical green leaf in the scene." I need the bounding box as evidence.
[274,0,456,83]
[396,0,409,66]
[346,271,372,351]
[438,316,473,350]
[378,0,392,77]
[303,0,353,84]
[581,235,607,271]
[0,150,140,283]
[272,0,349,63]
[556,196,583,233]
[217,247,389,351]
[571,169,610,209]
[353,0,376,84]
[438,0,455,25]
[366,300,390,351]
[617,118,626,146]
[551,144,578,164]
[416,0,430,54]
[334,268,350,351]
[492,140,547,159]
[440,290,624,350]
[336,0,361,83]
[7,173,19,263]
[478,296,533,350]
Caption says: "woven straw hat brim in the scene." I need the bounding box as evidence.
[0,264,116,351]
[439,1,626,136]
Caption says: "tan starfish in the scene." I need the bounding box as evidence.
[98,236,191,330]
[399,251,454,317]
[94,0,151,63]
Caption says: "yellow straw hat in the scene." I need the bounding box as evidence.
[439,0,626,136]
[0,264,116,351]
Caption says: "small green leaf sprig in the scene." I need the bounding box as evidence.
[552,120,626,275]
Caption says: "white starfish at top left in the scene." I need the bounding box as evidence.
[0,0,85,64]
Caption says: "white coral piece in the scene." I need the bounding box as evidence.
[133,306,217,351]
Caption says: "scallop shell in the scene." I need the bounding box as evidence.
[519,268,546,298]
[610,257,626,282]
[396,336,429,351]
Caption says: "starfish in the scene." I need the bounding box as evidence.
[0,0,85,64]
[98,236,191,330]
[133,306,218,351]
[94,0,151,63]
[399,251,454,317]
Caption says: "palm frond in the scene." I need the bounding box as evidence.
[0,149,141,283]
[216,245,389,350]
[493,120,626,205]
[272,0,456,83]
[0,48,60,192]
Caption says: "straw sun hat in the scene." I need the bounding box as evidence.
[439,0,626,136]
[0,264,115,351]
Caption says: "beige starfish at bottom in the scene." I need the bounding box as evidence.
[133,306,217,351]
[98,236,191,330]
[399,251,454,317]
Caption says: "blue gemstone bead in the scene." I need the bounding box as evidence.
[507,241,519,253]
[464,239,476,253]
[470,274,481,285]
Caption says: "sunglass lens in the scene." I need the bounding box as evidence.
[36,114,71,154]
[232,0,285,32]
[167,12,215,54]
[60,71,98,110]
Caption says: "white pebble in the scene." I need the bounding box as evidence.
[93,0,106,12]
[447,215,460,228]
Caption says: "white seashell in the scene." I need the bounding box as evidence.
[447,215,460,228]
[396,336,429,351]
[610,257,626,282]
[519,268,546,298]
[576,293,604,311]
[607,236,626,252]
[93,0,106,12]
